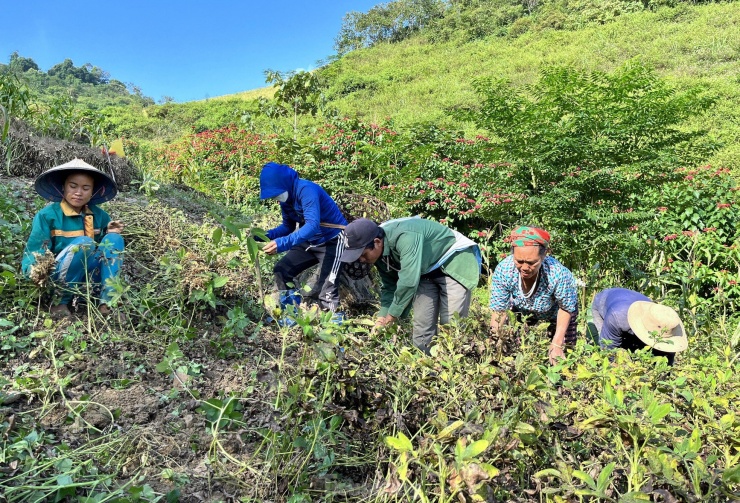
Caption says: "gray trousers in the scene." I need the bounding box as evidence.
[412,269,472,354]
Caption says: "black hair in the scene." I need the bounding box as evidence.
[511,243,548,257]
[364,227,385,250]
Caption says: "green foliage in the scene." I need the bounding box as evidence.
[147,124,279,204]
[47,58,110,85]
[260,70,326,136]
[321,2,740,171]
[335,0,446,54]
[1,52,154,114]
[639,164,740,315]
[454,62,715,271]
[8,51,39,73]
[0,70,32,141]
[300,116,409,197]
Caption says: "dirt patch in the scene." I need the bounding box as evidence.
[1,118,136,187]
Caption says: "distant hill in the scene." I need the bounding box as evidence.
[319,2,739,167]
[0,53,154,109]
[5,2,738,166]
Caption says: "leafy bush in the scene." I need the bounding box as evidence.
[640,164,740,312]
[454,61,715,273]
[150,125,279,205]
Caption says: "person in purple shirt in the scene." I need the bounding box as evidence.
[591,288,688,365]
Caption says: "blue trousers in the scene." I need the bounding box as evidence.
[53,234,124,305]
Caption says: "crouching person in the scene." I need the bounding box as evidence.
[591,288,687,365]
[258,162,348,322]
[21,159,124,318]
[339,217,481,354]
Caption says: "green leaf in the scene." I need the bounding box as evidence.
[165,342,183,359]
[218,244,240,254]
[722,464,740,483]
[212,276,228,288]
[534,468,563,479]
[648,402,672,424]
[246,237,259,262]
[688,428,702,453]
[155,360,171,373]
[573,470,596,489]
[436,420,464,440]
[479,462,500,478]
[56,474,74,486]
[251,227,269,242]
[462,439,489,460]
[514,421,536,434]
[212,227,223,245]
[385,432,413,452]
[596,462,615,492]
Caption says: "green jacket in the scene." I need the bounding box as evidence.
[21,200,111,276]
[377,218,480,318]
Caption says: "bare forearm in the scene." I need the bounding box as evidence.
[551,309,571,346]
[490,311,507,333]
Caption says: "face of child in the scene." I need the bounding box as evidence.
[62,173,95,212]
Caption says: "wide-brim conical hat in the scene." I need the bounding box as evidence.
[627,301,688,353]
[34,158,117,205]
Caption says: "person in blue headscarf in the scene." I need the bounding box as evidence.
[259,162,348,316]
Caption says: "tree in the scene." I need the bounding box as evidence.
[8,52,39,73]
[460,62,716,270]
[334,0,445,54]
[261,70,326,137]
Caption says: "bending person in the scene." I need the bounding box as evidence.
[489,226,578,364]
[22,158,124,318]
[339,217,481,354]
[591,287,687,365]
[259,162,347,317]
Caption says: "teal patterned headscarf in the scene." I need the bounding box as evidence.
[510,226,550,247]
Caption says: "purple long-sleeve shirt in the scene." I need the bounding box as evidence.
[591,288,651,349]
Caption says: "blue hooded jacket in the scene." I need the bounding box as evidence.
[259,162,347,252]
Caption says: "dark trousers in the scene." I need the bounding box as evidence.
[273,236,344,311]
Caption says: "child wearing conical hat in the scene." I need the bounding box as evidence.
[21,159,125,318]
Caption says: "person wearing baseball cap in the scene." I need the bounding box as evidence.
[340,217,481,354]
[21,158,125,319]
[591,287,687,365]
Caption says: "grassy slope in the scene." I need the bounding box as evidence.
[322,3,740,167]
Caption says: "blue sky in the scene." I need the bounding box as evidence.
[1,1,379,103]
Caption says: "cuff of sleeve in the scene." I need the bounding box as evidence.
[387,304,405,318]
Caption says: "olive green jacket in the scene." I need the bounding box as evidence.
[376,218,480,318]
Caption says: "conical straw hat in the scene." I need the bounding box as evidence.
[627,301,688,353]
[34,158,117,205]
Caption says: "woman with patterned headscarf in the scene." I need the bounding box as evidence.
[489,226,578,364]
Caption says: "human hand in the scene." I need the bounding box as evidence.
[107,220,124,234]
[371,315,396,334]
[548,344,564,365]
[375,315,396,328]
[262,241,278,255]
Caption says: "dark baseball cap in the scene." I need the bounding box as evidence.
[340,218,380,263]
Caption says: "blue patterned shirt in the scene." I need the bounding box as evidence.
[489,255,578,321]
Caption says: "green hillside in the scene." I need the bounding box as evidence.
[322,2,740,166]
[1,1,740,502]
